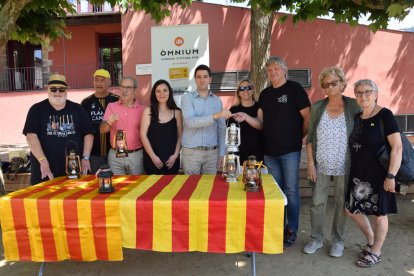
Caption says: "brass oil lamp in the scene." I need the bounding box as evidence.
[222,152,241,182]
[65,149,81,179]
[242,155,263,192]
[114,129,128,158]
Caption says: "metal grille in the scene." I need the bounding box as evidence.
[211,68,311,92]
[395,114,414,134]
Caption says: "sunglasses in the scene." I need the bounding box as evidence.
[321,80,340,89]
[49,87,67,93]
[355,89,374,98]
[239,85,253,91]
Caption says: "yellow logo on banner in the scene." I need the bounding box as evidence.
[169,67,189,79]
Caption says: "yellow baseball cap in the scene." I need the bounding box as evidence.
[93,69,110,79]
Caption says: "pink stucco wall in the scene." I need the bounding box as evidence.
[122,2,414,114]
[2,2,414,144]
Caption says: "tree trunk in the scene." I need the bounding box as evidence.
[250,7,273,100]
[0,0,32,49]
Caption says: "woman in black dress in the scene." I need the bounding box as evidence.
[345,79,402,268]
[140,79,182,174]
[229,79,264,164]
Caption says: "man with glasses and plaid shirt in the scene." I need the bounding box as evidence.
[23,74,94,185]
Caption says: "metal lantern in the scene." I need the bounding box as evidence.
[96,164,114,193]
[65,149,82,179]
[222,152,241,182]
[242,155,262,192]
[114,129,128,158]
[225,123,241,153]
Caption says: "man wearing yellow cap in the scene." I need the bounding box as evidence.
[81,69,119,173]
[23,74,94,184]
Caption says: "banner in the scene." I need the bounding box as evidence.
[151,24,209,95]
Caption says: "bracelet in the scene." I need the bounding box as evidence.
[307,162,315,166]
[82,155,90,161]
[104,120,112,127]
[38,156,46,162]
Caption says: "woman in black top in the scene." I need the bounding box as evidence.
[140,79,182,174]
[345,79,402,268]
[229,79,264,164]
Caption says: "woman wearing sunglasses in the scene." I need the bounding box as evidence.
[229,79,264,164]
[345,79,402,267]
[303,67,360,258]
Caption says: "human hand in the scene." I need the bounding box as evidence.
[151,155,164,169]
[307,164,316,184]
[214,110,232,120]
[108,113,119,125]
[165,154,178,169]
[384,178,396,193]
[81,159,91,175]
[232,112,247,123]
[40,160,54,180]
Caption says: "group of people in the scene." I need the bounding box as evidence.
[302,67,401,268]
[23,56,402,269]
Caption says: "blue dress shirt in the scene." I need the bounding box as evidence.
[181,90,226,156]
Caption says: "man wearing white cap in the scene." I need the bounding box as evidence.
[23,74,94,184]
[81,69,119,173]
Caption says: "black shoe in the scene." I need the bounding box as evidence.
[283,228,297,248]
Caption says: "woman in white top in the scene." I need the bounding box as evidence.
[303,67,360,257]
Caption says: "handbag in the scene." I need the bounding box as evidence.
[376,110,414,184]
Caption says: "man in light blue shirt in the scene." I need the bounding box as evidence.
[181,64,232,174]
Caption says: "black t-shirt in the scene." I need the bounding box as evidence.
[258,80,311,156]
[23,99,93,184]
[229,102,264,163]
[81,93,119,156]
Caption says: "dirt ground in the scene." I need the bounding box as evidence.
[1,195,413,276]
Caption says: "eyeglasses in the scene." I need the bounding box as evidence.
[239,85,253,91]
[355,89,374,98]
[321,80,340,89]
[49,87,67,93]
[120,85,134,91]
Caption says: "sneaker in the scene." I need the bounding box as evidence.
[283,229,297,248]
[329,241,344,257]
[303,239,323,254]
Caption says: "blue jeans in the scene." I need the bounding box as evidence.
[265,151,301,232]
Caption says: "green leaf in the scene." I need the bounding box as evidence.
[387,3,404,17]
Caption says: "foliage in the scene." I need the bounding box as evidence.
[2,0,413,48]
[0,0,76,47]
[233,0,414,32]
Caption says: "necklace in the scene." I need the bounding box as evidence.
[367,103,377,118]
[362,104,376,119]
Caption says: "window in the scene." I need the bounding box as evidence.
[210,68,312,92]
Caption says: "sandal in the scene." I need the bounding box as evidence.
[358,244,373,259]
[356,251,381,268]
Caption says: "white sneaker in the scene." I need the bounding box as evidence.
[329,241,344,257]
[303,239,323,254]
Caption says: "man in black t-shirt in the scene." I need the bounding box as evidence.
[81,69,119,173]
[233,56,311,248]
[259,57,311,247]
[23,74,94,185]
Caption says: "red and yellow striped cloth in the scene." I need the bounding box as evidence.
[0,174,285,262]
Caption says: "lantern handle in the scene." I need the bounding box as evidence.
[226,118,240,128]
[65,140,80,156]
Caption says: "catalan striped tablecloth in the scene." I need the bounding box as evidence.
[0,174,285,262]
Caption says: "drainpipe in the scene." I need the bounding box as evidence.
[63,38,67,76]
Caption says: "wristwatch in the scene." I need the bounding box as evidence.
[82,155,90,161]
[386,173,395,179]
